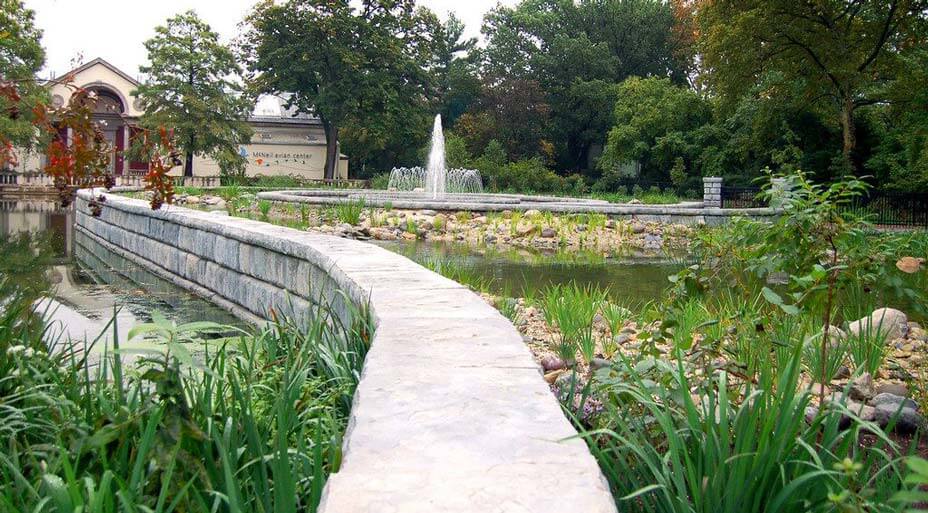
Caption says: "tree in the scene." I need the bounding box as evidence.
[699,0,928,172]
[477,0,693,171]
[243,0,440,180]
[135,11,253,177]
[599,77,712,185]
[0,0,46,166]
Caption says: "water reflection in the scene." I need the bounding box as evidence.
[0,199,241,353]
[375,239,684,304]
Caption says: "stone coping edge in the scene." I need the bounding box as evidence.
[257,189,775,216]
[73,189,619,513]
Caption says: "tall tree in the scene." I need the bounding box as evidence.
[135,10,253,177]
[0,0,46,166]
[699,0,928,171]
[476,0,692,171]
[243,0,440,179]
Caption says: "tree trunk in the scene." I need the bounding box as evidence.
[323,122,339,180]
[839,97,856,172]
[184,151,194,177]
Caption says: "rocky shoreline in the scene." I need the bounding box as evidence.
[491,294,928,435]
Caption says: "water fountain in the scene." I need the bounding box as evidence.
[387,115,484,195]
[256,113,670,212]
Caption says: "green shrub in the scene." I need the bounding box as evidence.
[370,173,390,190]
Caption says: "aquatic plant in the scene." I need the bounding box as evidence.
[586,348,906,513]
[0,290,371,513]
[334,198,365,225]
[258,199,273,220]
[541,283,607,366]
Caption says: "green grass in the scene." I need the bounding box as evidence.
[0,287,371,513]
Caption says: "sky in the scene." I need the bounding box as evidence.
[25,0,515,80]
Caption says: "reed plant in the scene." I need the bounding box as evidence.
[586,346,907,513]
[0,290,371,513]
[258,199,273,220]
[334,198,365,225]
[540,283,607,366]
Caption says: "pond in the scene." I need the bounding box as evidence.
[374,239,684,305]
[0,199,242,356]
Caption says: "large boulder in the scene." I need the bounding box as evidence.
[848,308,908,342]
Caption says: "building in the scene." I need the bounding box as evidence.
[11,58,348,179]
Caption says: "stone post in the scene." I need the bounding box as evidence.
[703,176,723,208]
[769,177,789,209]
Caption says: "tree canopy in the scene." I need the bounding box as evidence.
[242,0,446,179]
[135,10,253,177]
[0,0,46,162]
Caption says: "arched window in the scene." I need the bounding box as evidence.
[86,86,125,115]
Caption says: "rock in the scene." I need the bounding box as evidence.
[848,308,908,342]
[419,209,438,216]
[848,373,873,401]
[554,371,581,393]
[908,324,927,341]
[421,221,434,231]
[874,383,909,397]
[540,227,557,238]
[605,219,616,229]
[834,366,851,380]
[484,234,497,244]
[591,358,611,370]
[186,195,200,204]
[541,355,566,372]
[516,225,538,237]
[804,406,819,423]
[808,383,829,397]
[870,392,918,410]
[873,404,926,434]
[620,326,637,335]
[524,209,541,217]
[826,325,847,346]
[203,196,222,205]
[614,333,632,345]
[628,199,642,205]
[544,369,567,384]
[630,223,646,234]
[575,224,587,232]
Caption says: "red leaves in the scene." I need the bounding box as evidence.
[1,78,180,214]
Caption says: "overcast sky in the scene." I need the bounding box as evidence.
[25,0,515,79]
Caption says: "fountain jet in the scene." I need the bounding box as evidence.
[425,114,446,199]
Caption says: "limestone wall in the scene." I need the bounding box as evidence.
[73,189,618,513]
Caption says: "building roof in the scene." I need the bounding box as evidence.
[61,57,141,87]
[64,58,322,127]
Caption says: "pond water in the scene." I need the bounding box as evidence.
[374,239,684,305]
[0,199,242,355]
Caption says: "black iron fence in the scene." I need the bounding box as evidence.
[608,180,701,200]
[720,186,767,208]
[845,190,928,229]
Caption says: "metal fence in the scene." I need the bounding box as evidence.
[720,186,767,208]
[845,191,928,229]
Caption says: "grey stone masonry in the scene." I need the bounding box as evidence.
[703,176,723,208]
[74,190,617,513]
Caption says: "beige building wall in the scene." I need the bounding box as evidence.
[9,58,350,180]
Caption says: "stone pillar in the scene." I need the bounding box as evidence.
[769,177,789,208]
[703,176,723,208]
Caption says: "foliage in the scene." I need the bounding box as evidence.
[0,0,45,160]
[243,0,444,179]
[135,10,253,177]
[599,77,712,187]
[541,283,607,366]
[0,290,371,513]
[333,197,365,225]
[698,0,928,171]
[587,350,906,513]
